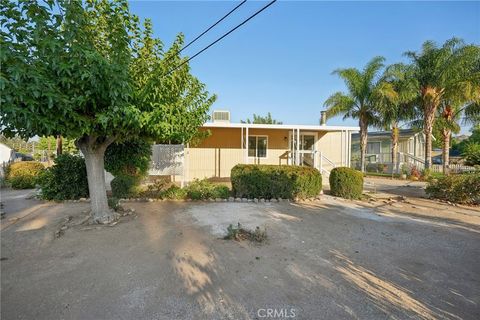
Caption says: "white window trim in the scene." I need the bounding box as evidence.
[248,135,268,159]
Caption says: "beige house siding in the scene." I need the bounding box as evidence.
[187,127,350,180]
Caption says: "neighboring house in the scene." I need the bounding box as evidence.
[351,129,429,172]
[150,111,359,183]
[0,143,16,163]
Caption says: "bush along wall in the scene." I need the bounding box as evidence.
[37,154,89,200]
[329,167,363,199]
[6,161,45,189]
[425,172,480,205]
[231,164,322,200]
[111,175,141,199]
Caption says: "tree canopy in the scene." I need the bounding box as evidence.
[241,113,283,124]
[1,0,216,222]
[323,56,396,172]
[1,0,216,143]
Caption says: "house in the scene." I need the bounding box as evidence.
[350,129,428,172]
[149,111,359,183]
[0,143,16,164]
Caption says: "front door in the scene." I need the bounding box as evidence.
[290,132,317,168]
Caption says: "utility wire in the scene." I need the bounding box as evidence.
[164,0,277,77]
[178,0,247,55]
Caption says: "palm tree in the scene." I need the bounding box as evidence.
[378,64,416,173]
[324,56,396,172]
[435,104,461,174]
[436,100,480,174]
[403,38,480,169]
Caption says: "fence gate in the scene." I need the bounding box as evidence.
[149,144,185,183]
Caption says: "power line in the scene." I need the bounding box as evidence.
[164,0,277,77]
[178,0,247,55]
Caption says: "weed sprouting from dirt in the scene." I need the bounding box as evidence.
[224,223,267,243]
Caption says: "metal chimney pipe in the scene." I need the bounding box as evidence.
[320,111,327,125]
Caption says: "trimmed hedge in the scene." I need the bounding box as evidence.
[329,167,363,199]
[37,154,89,200]
[6,161,45,189]
[185,179,231,200]
[231,164,322,199]
[426,172,480,205]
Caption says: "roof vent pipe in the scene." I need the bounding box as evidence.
[320,111,327,125]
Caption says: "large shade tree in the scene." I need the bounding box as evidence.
[1,0,216,223]
[403,38,480,169]
[324,56,396,172]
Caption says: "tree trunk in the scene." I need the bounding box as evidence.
[442,129,451,175]
[423,106,436,170]
[56,135,63,156]
[391,124,399,174]
[359,118,368,173]
[77,135,117,224]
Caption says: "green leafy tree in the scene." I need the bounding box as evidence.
[105,139,152,177]
[241,112,283,124]
[324,56,396,172]
[1,0,215,223]
[402,38,480,169]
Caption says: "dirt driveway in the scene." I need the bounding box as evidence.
[1,188,479,320]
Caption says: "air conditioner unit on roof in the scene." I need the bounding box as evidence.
[212,110,230,123]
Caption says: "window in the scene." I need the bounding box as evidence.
[367,142,380,154]
[248,136,267,158]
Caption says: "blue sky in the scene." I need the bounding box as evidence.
[129,1,479,133]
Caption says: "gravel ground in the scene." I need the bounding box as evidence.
[1,187,479,320]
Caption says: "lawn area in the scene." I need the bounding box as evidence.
[1,186,479,319]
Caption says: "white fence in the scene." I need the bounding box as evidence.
[353,152,476,174]
[149,144,184,176]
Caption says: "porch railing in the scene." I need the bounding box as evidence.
[319,151,336,176]
[353,152,476,174]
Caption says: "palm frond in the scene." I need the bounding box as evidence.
[332,68,363,98]
[323,92,356,119]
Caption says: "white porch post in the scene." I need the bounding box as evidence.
[347,131,351,168]
[245,126,249,164]
[340,131,344,166]
[296,128,300,165]
[291,128,294,165]
[241,126,244,163]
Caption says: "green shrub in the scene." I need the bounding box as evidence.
[137,179,169,199]
[6,161,45,189]
[426,172,480,205]
[105,139,152,177]
[161,185,187,200]
[185,179,231,200]
[108,197,120,210]
[231,165,322,199]
[462,142,480,166]
[37,154,89,200]
[329,167,363,199]
[212,184,230,199]
[111,175,141,198]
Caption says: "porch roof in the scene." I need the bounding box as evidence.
[202,122,359,132]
